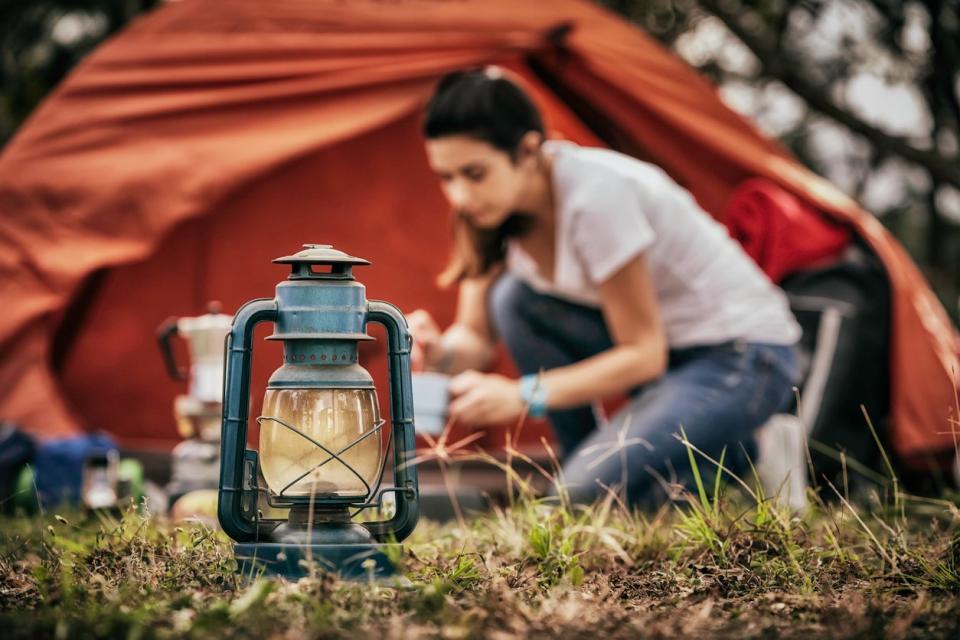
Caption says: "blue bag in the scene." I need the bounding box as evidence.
[30,433,119,508]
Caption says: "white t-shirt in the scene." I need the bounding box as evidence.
[505,141,801,348]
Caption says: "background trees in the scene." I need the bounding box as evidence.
[0,0,157,143]
[602,0,960,316]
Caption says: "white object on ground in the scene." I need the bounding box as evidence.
[755,413,809,512]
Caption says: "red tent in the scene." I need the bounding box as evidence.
[1,0,957,467]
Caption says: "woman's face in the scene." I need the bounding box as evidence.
[425,135,532,229]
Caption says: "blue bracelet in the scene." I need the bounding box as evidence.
[519,373,549,419]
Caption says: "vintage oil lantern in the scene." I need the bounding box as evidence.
[219,244,419,578]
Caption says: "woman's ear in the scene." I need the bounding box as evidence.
[516,131,544,165]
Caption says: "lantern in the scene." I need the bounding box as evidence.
[218,245,419,578]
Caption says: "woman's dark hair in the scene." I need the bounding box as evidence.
[423,69,545,156]
[424,69,545,287]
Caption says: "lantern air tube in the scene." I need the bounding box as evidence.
[217,298,278,543]
[363,300,420,542]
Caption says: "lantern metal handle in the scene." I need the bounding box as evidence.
[362,300,420,543]
[218,298,278,543]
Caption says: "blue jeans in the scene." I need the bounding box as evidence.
[488,274,801,506]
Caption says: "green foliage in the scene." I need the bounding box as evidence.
[0,0,158,144]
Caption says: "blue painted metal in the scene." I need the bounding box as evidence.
[267,361,375,389]
[219,298,277,543]
[218,244,420,571]
[363,301,420,542]
[235,542,397,579]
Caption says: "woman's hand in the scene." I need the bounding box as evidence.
[449,370,525,427]
[406,309,443,372]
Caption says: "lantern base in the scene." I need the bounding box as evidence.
[234,542,398,580]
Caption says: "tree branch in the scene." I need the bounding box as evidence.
[921,0,960,138]
[698,0,960,190]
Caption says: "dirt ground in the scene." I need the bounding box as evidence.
[2,482,959,639]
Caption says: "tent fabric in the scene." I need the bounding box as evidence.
[0,0,957,466]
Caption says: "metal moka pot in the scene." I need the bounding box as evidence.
[157,302,233,509]
[158,302,234,405]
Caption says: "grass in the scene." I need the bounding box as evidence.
[2,460,959,639]
[3,403,960,639]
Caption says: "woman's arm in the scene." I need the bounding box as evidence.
[447,253,668,426]
[411,273,498,374]
[536,252,668,409]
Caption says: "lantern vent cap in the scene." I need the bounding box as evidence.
[273,244,370,267]
[273,244,370,280]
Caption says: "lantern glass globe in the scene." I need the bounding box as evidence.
[259,388,382,498]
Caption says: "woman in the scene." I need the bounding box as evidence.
[408,68,801,506]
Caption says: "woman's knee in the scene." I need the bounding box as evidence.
[559,380,758,505]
